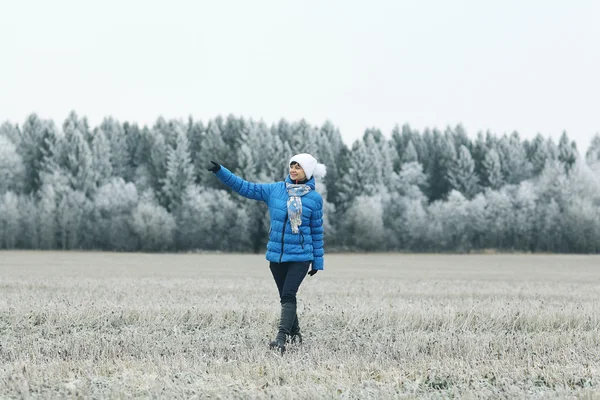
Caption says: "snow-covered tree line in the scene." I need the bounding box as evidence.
[1,111,600,253]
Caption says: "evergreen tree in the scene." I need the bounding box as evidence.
[187,118,205,182]
[0,122,20,145]
[90,128,113,188]
[470,131,488,188]
[528,134,548,176]
[0,136,25,193]
[60,120,95,196]
[162,124,195,211]
[497,132,532,184]
[482,148,504,190]
[585,133,600,166]
[425,129,456,201]
[558,131,577,172]
[402,140,418,163]
[447,145,479,199]
[99,117,129,179]
[220,114,247,170]
[196,119,229,188]
[63,111,92,144]
[316,121,347,205]
[124,122,145,182]
[147,127,169,204]
[18,114,48,193]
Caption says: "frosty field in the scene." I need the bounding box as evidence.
[1,252,599,399]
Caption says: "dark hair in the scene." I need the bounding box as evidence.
[290,161,299,167]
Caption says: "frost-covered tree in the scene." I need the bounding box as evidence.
[585,133,600,166]
[0,122,20,145]
[497,132,532,184]
[562,197,600,253]
[17,195,39,249]
[187,118,205,182]
[509,182,537,251]
[130,191,176,251]
[558,131,577,172]
[0,136,25,193]
[400,197,428,250]
[147,127,169,204]
[60,115,95,196]
[528,134,550,176]
[196,120,229,188]
[317,121,347,206]
[402,140,419,163]
[90,128,113,188]
[397,161,428,199]
[447,145,479,199]
[0,192,20,248]
[124,122,146,181]
[426,130,456,201]
[427,190,470,251]
[535,159,570,207]
[253,120,287,181]
[220,114,247,169]
[38,183,57,249]
[55,188,90,249]
[99,117,129,179]
[162,123,195,211]
[344,130,396,197]
[482,148,504,190]
[93,178,139,250]
[484,187,514,249]
[535,199,562,251]
[18,114,49,193]
[468,193,487,250]
[338,194,386,251]
[470,132,488,186]
[177,185,252,251]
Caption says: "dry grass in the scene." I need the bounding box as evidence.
[1,251,600,399]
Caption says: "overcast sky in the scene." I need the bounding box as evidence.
[1,0,598,150]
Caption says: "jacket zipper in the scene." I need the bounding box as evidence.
[279,214,287,263]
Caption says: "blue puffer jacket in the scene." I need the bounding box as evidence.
[214,166,324,270]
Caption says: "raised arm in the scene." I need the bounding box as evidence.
[209,161,275,202]
[309,196,324,271]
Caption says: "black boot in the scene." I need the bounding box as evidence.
[269,302,296,354]
[290,314,302,345]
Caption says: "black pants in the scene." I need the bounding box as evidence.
[269,261,310,304]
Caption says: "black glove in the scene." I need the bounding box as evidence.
[308,269,318,276]
[207,161,221,173]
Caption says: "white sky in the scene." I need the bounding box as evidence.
[1,0,598,150]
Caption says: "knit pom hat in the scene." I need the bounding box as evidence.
[289,153,327,179]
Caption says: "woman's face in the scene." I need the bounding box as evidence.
[289,162,306,181]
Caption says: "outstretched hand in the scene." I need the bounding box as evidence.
[308,269,318,276]
[207,161,221,173]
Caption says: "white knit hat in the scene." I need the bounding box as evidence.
[289,153,327,179]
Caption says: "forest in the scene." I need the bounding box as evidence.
[1,112,599,253]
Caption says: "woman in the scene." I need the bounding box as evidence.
[208,153,326,354]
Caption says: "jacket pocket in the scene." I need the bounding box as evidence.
[300,233,305,249]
